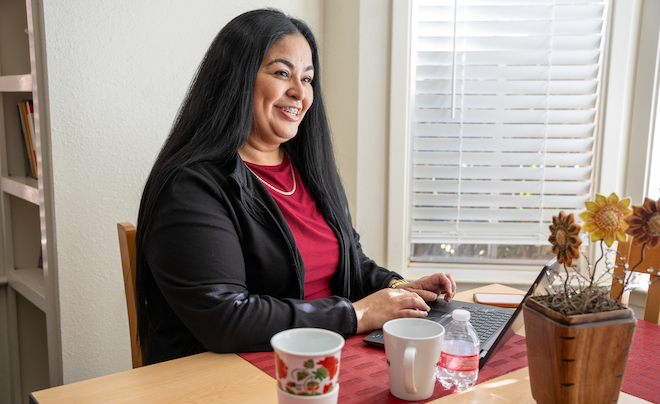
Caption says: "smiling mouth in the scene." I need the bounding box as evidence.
[276,106,300,116]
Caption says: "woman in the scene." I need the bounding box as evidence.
[135,8,455,365]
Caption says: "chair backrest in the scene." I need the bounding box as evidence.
[117,222,143,368]
[611,237,660,324]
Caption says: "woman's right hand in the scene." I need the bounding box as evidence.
[352,288,431,334]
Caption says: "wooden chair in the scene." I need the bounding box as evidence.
[611,237,660,324]
[117,222,143,368]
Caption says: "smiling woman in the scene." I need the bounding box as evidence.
[133,8,456,366]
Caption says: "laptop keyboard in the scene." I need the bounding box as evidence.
[458,305,512,345]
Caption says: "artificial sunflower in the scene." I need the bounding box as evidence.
[624,197,660,248]
[578,192,632,247]
[549,211,583,267]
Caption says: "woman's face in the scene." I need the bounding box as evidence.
[250,34,314,148]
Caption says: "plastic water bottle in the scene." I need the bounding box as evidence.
[436,309,480,391]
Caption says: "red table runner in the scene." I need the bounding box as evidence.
[239,320,660,403]
[622,320,660,403]
[240,334,527,403]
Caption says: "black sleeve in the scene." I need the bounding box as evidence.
[358,240,403,292]
[143,166,357,355]
[342,205,403,301]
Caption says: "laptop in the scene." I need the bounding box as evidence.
[363,257,557,369]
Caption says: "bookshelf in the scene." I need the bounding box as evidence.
[0,0,60,403]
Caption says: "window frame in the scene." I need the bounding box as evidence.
[387,0,659,284]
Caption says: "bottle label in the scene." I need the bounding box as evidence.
[438,352,479,372]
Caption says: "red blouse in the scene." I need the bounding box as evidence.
[244,155,339,300]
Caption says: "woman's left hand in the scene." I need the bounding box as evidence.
[397,273,456,302]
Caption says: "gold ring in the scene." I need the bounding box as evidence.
[398,288,404,293]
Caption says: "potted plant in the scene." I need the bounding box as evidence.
[523,193,660,404]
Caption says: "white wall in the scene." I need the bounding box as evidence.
[323,0,359,219]
[41,0,324,384]
[324,0,392,268]
[355,0,391,268]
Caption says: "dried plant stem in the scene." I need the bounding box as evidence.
[563,263,570,298]
[591,241,605,287]
[593,261,610,285]
[533,286,624,317]
[534,245,627,316]
[629,242,648,273]
[616,242,647,301]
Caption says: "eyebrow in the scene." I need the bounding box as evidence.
[267,58,314,72]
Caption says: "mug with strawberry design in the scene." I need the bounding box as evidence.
[271,328,344,403]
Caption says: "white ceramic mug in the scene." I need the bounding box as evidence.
[270,328,344,404]
[383,318,445,401]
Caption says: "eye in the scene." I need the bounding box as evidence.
[275,70,289,78]
[303,76,313,83]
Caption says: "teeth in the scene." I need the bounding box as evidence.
[278,106,299,115]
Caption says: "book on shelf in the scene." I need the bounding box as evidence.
[26,101,38,179]
[17,104,34,178]
[17,100,38,179]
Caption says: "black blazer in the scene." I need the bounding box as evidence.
[142,156,401,364]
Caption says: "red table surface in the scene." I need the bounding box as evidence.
[239,320,660,404]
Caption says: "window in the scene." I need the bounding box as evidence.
[648,89,660,202]
[401,0,609,267]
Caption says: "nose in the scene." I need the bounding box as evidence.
[286,79,306,101]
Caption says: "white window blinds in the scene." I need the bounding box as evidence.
[410,0,608,247]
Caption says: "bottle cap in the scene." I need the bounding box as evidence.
[452,309,470,321]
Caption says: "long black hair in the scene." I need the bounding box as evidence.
[134,9,366,359]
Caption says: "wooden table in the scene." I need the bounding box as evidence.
[30,284,651,403]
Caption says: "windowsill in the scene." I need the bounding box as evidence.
[455,281,529,294]
[405,263,652,295]
[453,282,648,321]
[404,262,545,286]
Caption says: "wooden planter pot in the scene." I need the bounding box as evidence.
[522,297,637,404]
